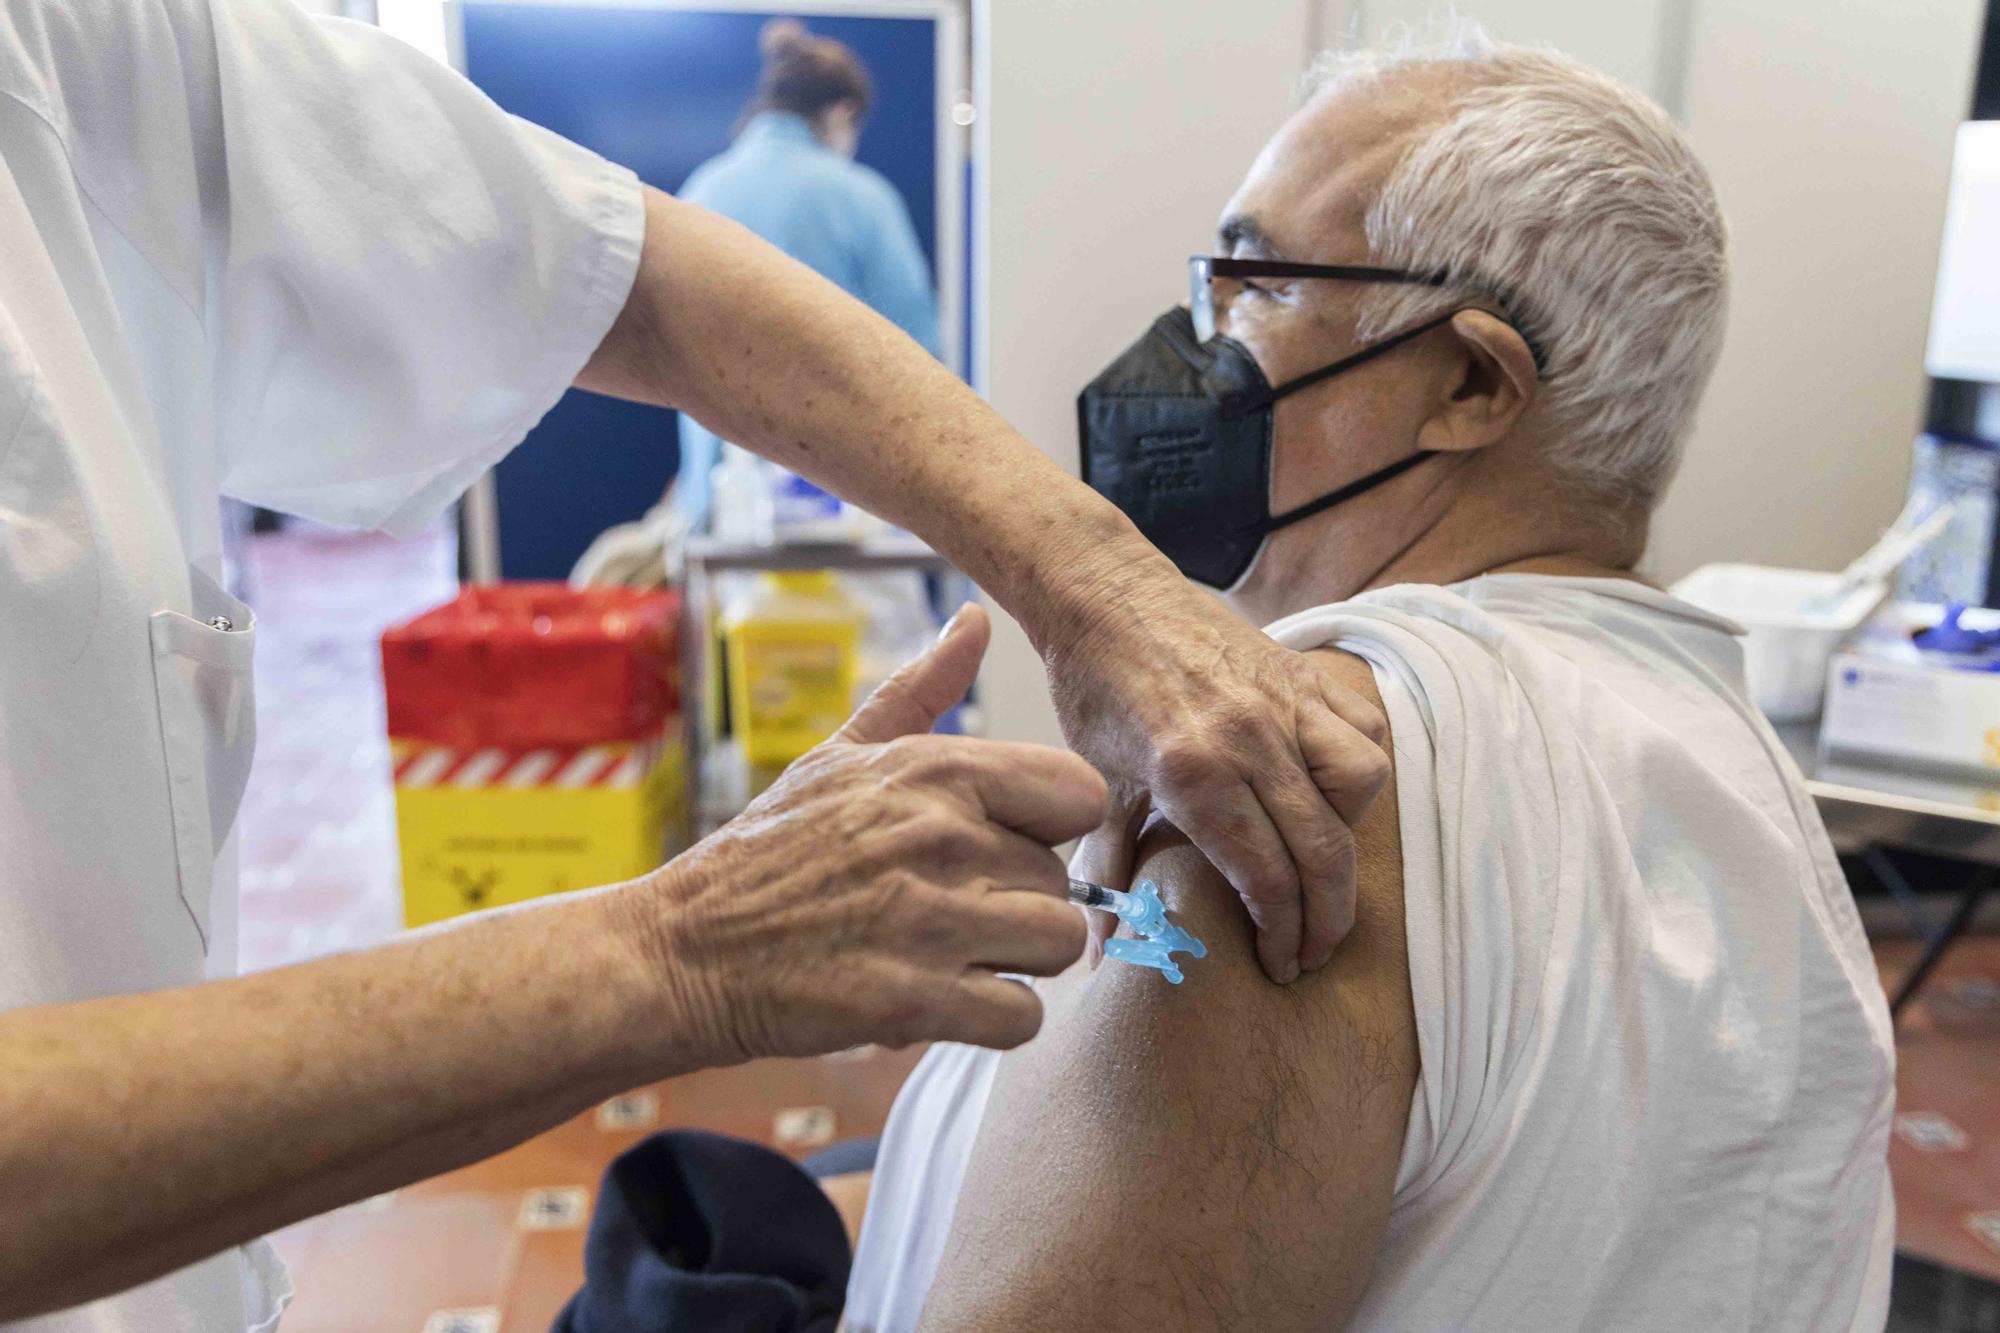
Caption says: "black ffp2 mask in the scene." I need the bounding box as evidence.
[1077,305,1458,589]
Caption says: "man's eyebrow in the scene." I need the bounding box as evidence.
[1217,213,1278,258]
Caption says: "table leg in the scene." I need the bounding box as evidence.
[1890,868,1997,1020]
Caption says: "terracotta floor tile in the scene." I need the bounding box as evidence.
[280,1191,521,1333]
[499,1230,589,1333]
[1879,936,2000,1283]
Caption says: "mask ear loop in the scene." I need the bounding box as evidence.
[1226,309,1473,538]
[1223,309,1462,418]
[1251,450,1440,537]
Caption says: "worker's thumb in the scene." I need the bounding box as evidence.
[835,602,990,744]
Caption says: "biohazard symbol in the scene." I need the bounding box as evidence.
[448,866,500,909]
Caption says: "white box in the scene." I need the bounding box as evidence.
[1670,564,1887,721]
[1821,603,2000,777]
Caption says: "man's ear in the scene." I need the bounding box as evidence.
[1415,309,1538,454]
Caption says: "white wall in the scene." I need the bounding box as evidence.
[1656,0,1985,581]
[973,0,1312,746]
[1335,0,1689,108]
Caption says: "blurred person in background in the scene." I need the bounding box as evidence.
[675,18,942,527]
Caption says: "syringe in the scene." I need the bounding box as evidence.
[1066,877,1208,984]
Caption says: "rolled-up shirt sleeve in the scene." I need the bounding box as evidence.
[197,0,644,532]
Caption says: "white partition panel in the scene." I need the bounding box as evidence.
[973,0,1311,748]
[1655,0,1985,581]
[1927,120,2000,387]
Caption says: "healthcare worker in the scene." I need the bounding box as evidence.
[676,18,940,524]
[0,1,1390,1326]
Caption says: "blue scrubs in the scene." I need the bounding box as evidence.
[676,111,941,521]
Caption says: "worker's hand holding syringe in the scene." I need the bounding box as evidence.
[636,603,1103,1062]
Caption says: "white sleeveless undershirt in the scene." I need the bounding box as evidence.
[847,575,1895,1333]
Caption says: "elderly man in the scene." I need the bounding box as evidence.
[843,29,1895,1333]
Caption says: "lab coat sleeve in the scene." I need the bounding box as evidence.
[853,170,942,361]
[198,0,645,533]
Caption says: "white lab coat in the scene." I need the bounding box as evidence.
[0,1,643,1327]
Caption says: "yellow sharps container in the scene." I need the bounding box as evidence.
[722,570,863,788]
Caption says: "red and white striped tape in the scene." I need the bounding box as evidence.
[393,726,673,791]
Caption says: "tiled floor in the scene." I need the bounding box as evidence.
[1881,935,2000,1286]
[233,525,2000,1330]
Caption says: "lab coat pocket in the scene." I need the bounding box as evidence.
[149,570,257,952]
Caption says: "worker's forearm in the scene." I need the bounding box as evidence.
[0,884,682,1319]
[578,188,1168,656]
[3,618,1107,1317]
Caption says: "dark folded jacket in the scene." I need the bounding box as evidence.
[553,1130,851,1333]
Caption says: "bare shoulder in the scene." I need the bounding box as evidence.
[1309,642,1386,704]
[1116,645,1409,1048]
[916,645,1418,1333]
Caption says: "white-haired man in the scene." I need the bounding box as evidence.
[841,31,1895,1333]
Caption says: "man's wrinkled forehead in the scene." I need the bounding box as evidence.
[1219,69,1459,262]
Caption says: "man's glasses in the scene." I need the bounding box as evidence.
[1189,255,1450,342]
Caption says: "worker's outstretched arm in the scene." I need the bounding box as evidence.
[914,649,1418,1331]
[578,189,1392,983]
[0,610,1099,1319]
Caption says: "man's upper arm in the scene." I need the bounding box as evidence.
[919,649,1417,1332]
